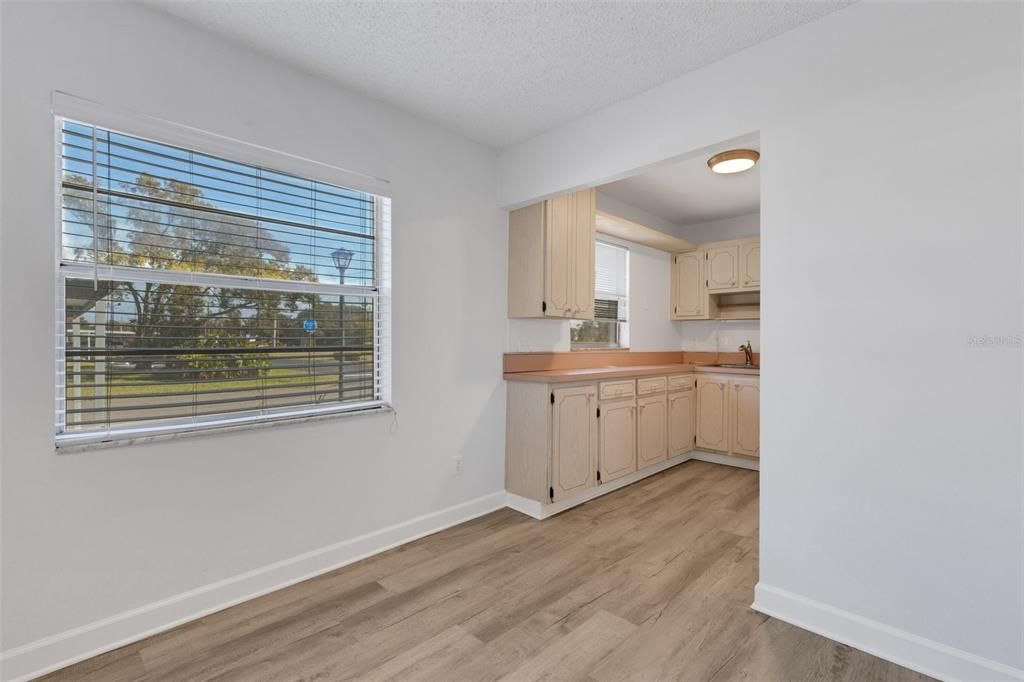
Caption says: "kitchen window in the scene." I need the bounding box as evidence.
[570,240,628,349]
[56,119,391,448]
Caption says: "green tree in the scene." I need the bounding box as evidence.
[63,172,318,356]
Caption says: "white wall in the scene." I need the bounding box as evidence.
[678,212,759,244]
[679,320,759,354]
[505,234,683,352]
[500,2,1023,679]
[1,1,506,675]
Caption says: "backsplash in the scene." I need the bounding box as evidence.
[678,320,760,353]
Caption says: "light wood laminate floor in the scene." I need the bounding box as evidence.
[42,461,931,681]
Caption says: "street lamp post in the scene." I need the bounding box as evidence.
[331,247,354,402]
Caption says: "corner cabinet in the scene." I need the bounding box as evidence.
[696,376,729,451]
[668,375,696,457]
[508,189,596,319]
[728,378,760,457]
[696,373,760,458]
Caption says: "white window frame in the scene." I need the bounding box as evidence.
[52,93,393,450]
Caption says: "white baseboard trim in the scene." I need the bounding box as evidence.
[0,491,507,682]
[690,449,759,470]
[506,452,694,520]
[752,583,1024,682]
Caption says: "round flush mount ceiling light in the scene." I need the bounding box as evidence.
[707,149,760,174]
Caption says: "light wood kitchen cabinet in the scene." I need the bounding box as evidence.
[671,250,707,319]
[637,393,668,469]
[668,378,696,457]
[740,240,760,289]
[696,376,729,451]
[706,245,739,291]
[508,189,596,319]
[696,373,760,458]
[728,378,760,457]
[570,191,596,318]
[598,398,636,483]
[671,239,760,320]
[551,385,598,501]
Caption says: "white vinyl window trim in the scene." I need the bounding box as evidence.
[53,97,392,450]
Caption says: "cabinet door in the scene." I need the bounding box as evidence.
[668,388,696,457]
[637,394,668,469]
[672,251,706,318]
[696,376,728,451]
[570,189,596,320]
[544,194,573,317]
[729,378,760,457]
[740,240,760,289]
[599,398,635,483]
[551,385,597,501]
[706,246,739,291]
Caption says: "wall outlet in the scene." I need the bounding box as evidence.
[454,456,464,476]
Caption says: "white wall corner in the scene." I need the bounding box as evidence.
[0,491,507,682]
[752,583,1024,682]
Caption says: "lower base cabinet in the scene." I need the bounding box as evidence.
[637,393,668,469]
[551,385,598,501]
[599,398,636,483]
[696,374,759,458]
[668,384,696,457]
[696,376,729,451]
[728,378,760,457]
[505,371,758,508]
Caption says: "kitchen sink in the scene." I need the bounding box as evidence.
[712,363,760,369]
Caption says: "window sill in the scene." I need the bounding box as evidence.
[55,401,393,453]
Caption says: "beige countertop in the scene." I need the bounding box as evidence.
[504,363,759,383]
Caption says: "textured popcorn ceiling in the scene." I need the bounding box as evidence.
[151,1,854,149]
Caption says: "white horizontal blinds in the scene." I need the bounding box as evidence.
[60,122,375,284]
[594,241,628,321]
[57,120,388,441]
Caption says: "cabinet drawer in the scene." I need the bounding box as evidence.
[668,374,695,392]
[637,376,667,395]
[599,380,635,400]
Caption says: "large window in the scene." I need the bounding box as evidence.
[56,120,391,447]
[570,240,629,349]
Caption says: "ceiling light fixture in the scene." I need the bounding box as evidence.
[707,149,760,174]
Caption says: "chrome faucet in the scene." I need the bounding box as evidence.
[739,341,754,366]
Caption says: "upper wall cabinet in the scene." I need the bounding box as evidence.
[671,237,760,321]
[705,245,739,291]
[703,238,759,294]
[671,250,708,320]
[508,189,596,319]
[740,240,760,288]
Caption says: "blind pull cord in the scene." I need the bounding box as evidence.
[91,127,99,290]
